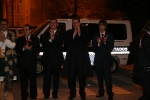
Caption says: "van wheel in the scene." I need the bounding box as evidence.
[111,58,118,73]
[36,61,43,76]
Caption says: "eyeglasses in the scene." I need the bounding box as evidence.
[23,29,30,31]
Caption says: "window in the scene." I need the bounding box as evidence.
[81,23,99,40]
[107,24,127,40]
[81,23,127,40]
[58,23,66,32]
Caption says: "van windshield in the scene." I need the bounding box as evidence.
[81,23,127,40]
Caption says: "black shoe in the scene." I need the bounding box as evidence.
[81,96,86,100]
[96,93,104,97]
[22,98,27,100]
[68,95,75,100]
[108,93,114,100]
[44,97,49,100]
[52,96,59,99]
[30,99,36,100]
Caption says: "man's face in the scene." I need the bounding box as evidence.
[72,19,80,29]
[23,26,31,37]
[99,23,106,32]
[49,20,58,30]
[0,21,9,31]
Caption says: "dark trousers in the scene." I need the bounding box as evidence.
[43,62,61,98]
[95,60,113,96]
[68,69,86,98]
[139,72,150,100]
[19,67,37,100]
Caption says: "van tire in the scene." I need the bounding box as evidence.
[36,61,43,76]
[111,58,118,73]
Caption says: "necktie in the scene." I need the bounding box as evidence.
[26,37,28,44]
[101,34,104,42]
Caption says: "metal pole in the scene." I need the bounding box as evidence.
[12,0,14,26]
[74,0,77,14]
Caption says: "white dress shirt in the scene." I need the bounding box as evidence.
[98,31,106,46]
[49,29,57,42]
[23,35,31,51]
[0,31,16,56]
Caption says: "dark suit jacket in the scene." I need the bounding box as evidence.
[92,32,114,66]
[15,35,40,69]
[62,28,93,77]
[40,31,64,64]
[133,32,150,81]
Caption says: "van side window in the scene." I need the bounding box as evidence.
[81,23,99,40]
[107,24,127,40]
[81,23,127,40]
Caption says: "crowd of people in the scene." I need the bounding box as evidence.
[0,17,150,100]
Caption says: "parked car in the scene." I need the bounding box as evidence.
[32,19,132,75]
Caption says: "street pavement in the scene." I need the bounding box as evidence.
[0,64,143,100]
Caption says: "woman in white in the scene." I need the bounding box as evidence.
[0,19,16,100]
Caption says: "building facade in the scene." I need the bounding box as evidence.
[1,0,122,26]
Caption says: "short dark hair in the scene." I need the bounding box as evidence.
[98,19,107,27]
[0,19,9,24]
[24,24,32,29]
[50,18,58,23]
[72,17,80,22]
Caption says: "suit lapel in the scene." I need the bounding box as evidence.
[29,35,33,41]
[105,32,108,37]
[29,35,34,45]
[55,30,59,37]
[97,32,100,38]
[23,36,26,45]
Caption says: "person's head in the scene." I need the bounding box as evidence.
[0,19,9,31]
[98,20,107,32]
[72,17,80,29]
[23,24,32,37]
[49,18,58,30]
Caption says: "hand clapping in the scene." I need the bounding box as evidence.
[73,26,81,38]
[97,37,101,44]
[103,35,108,43]
[24,44,32,50]
[0,32,6,42]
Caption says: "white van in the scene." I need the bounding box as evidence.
[32,19,132,75]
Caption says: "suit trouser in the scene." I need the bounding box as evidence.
[43,62,61,98]
[95,61,113,96]
[139,72,150,100]
[19,67,37,99]
[68,69,86,98]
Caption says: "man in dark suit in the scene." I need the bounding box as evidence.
[92,20,114,100]
[15,24,40,100]
[62,17,93,100]
[40,19,64,100]
[133,24,150,100]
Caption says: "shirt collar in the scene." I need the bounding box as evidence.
[26,35,31,39]
[100,31,105,35]
[50,29,57,34]
[54,29,57,34]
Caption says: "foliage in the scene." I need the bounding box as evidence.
[106,0,150,37]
